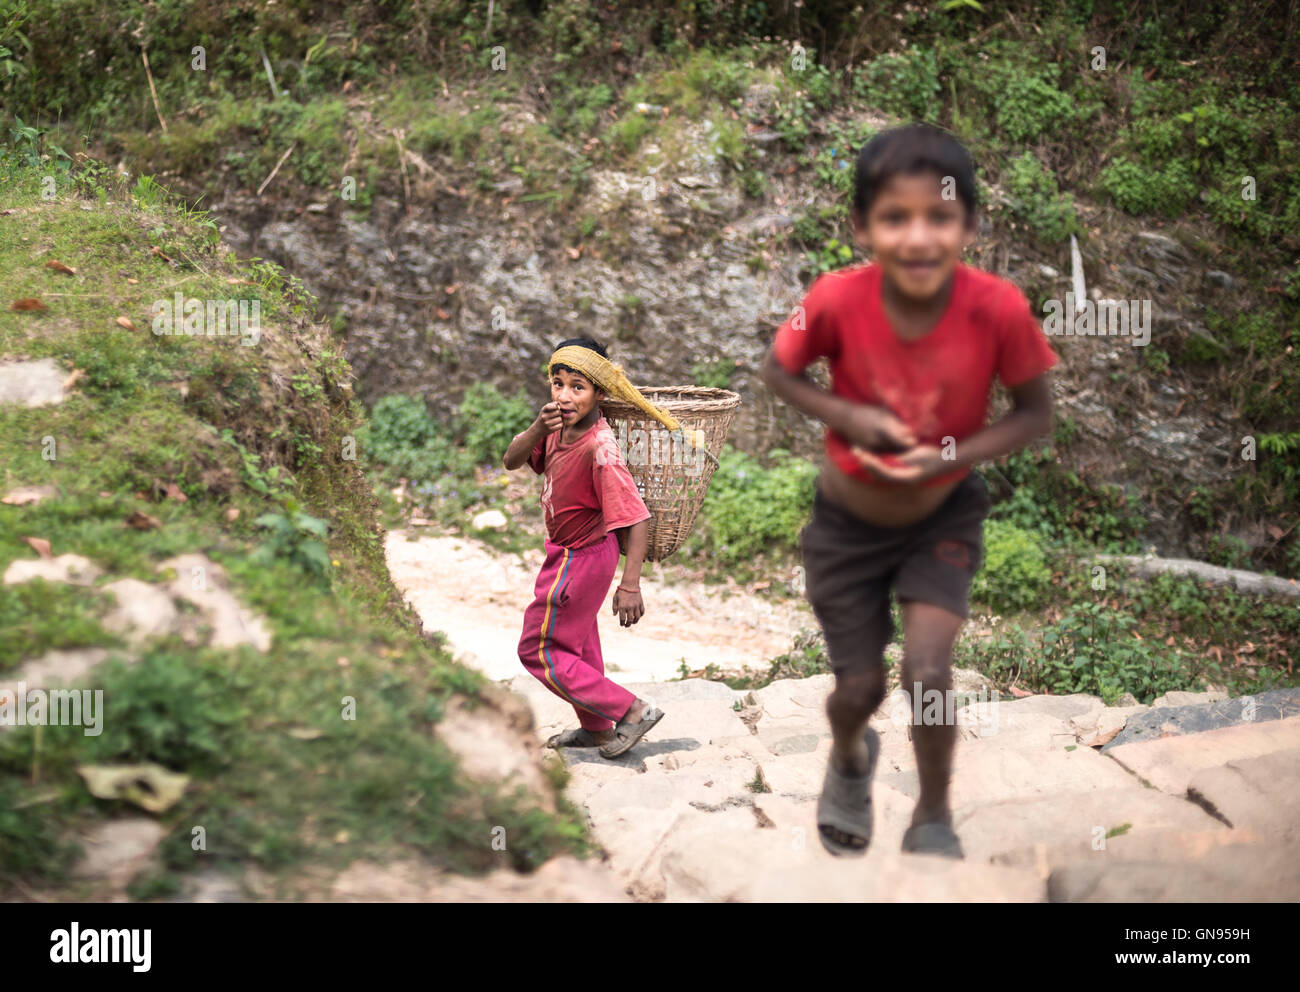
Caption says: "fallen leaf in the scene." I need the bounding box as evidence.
[23,536,53,558]
[126,277,139,285]
[286,727,325,740]
[77,763,189,813]
[125,510,162,530]
[98,491,111,498]
[567,246,582,259]
[224,507,240,522]
[1007,685,1033,698]
[436,308,451,320]
[45,260,76,275]
[150,245,173,263]
[1267,525,1284,541]
[164,482,188,502]
[444,283,460,294]
[169,380,190,399]
[11,298,47,311]
[1,485,57,506]
[115,315,136,330]
[62,368,86,392]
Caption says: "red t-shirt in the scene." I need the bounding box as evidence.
[770,262,1058,487]
[526,415,652,549]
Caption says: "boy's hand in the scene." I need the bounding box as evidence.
[536,401,564,434]
[850,444,949,484]
[612,587,644,627]
[841,404,916,452]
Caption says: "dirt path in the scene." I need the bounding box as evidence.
[385,526,812,683]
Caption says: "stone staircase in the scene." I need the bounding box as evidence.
[509,674,1300,901]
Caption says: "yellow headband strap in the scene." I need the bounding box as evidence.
[548,346,681,433]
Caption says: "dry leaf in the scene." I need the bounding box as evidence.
[567,246,582,259]
[115,315,136,331]
[286,727,325,741]
[125,510,162,530]
[1267,525,1284,541]
[164,482,188,502]
[62,368,86,392]
[45,260,76,275]
[224,507,240,522]
[77,763,189,814]
[149,245,173,263]
[23,536,53,559]
[1007,685,1033,698]
[98,490,111,498]
[436,308,451,320]
[169,380,190,399]
[11,298,47,311]
[126,277,139,284]
[444,283,461,294]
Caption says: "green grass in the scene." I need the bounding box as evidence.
[0,159,586,893]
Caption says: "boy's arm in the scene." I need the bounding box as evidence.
[616,519,649,589]
[949,372,1054,469]
[504,402,561,471]
[759,350,916,451]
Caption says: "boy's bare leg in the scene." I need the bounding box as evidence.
[822,665,887,848]
[900,601,966,827]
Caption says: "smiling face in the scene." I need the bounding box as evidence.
[550,366,604,429]
[850,170,976,304]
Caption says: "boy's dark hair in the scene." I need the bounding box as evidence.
[852,123,977,225]
[550,337,608,387]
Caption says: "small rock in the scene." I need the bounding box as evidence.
[471,509,508,530]
[72,818,165,882]
[1,484,58,506]
[0,358,68,408]
[3,553,102,587]
[1204,270,1234,289]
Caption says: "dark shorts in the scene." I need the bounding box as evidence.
[799,472,992,672]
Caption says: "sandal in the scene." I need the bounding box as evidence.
[817,727,880,857]
[901,820,964,859]
[545,728,605,749]
[599,705,664,759]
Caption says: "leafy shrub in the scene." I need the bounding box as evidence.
[853,48,941,122]
[1097,157,1196,217]
[957,605,1206,705]
[85,649,248,774]
[360,394,454,480]
[1001,151,1080,243]
[971,519,1053,613]
[252,499,332,583]
[454,382,535,466]
[990,66,1074,143]
[698,447,817,564]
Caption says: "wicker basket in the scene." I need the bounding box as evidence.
[599,386,741,563]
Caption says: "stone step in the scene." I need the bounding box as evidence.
[1105,688,1300,750]
[1047,833,1300,902]
[1184,747,1300,841]
[965,786,1228,874]
[1105,714,1300,794]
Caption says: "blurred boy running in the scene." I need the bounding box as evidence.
[761,124,1058,857]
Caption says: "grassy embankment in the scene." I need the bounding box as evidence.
[0,160,587,895]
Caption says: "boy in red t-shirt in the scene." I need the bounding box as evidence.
[760,124,1058,858]
[503,337,665,759]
